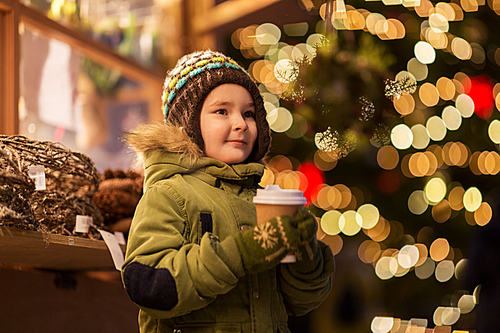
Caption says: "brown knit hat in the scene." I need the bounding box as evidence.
[162,50,271,163]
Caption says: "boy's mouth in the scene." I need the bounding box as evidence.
[226,139,246,146]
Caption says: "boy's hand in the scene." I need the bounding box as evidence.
[233,215,301,274]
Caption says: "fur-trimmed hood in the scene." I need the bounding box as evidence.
[125,122,203,162]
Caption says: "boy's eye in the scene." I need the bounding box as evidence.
[244,111,255,118]
[215,109,227,115]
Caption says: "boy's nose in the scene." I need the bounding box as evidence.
[233,114,248,131]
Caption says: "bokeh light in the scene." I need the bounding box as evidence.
[321,210,342,235]
[357,203,380,229]
[391,124,413,149]
[430,238,450,261]
[411,124,430,149]
[339,210,362,236]
[435,260,455,282]
[463,187,482,212]
[415,41,436,64]
[408,190,429,215]
[426,116,447,141]
[377,145,399,170]
[415,257,436,279]
[424,177,447,203]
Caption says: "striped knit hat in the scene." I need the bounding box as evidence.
[161,50,271,163]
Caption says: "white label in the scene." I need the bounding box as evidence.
[114,231,126,245]
[98,229,125,271]
[75,215,92,233]
[27,165,46,190]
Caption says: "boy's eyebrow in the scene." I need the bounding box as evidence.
[208,100,255,107]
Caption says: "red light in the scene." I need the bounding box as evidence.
[297,162,325,203]
[467,76,494,120]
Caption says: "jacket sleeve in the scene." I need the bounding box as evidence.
[278,240,335,316]
[121,182,245,319]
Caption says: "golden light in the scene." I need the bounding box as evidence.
[391,124,413,149]
[366,13,386,36]
[463,187,482,212]
[314,150,338,171]
[358,240,382,264]
[414,243,429,266]
[364,216,391,241]
[357,203,380,229]
[407,57,428,81]
[436,77,456,100]
[371,316,394,333]
[268,107,293,133]
[426,116,447,141]
[430,238,450,261]
[415,257,435,279]
[398,245,420,268]
[339,210,362,236]
[461,0,479,11]
[488,119,500,144]
[448,186,465,210]
[393,93,415,115]
[321,210,342,235]
[409,152,430,177]
[458,295,475,314]
[474,202,492,226]
[347,10,366,30]
[321,234,344,256]
[435,260,455,282]
[435,2,456,20]
[484,151,500,175]
[426,28,448,49]
[375,256,398,280]
[419,82,440,107]
[431,199,452,223]
[335,184,353,209]
[451,37,472,60]
[260,167,275,187]
[411,124,431,149]
[414,0,435,17]
[441,306,460,325]
[415,41,436,64]
[377,145,400,170]
[429,13,449,32]
[441,106,462,130]
[408,190,429,215]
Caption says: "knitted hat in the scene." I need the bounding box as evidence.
[161,50,271,162]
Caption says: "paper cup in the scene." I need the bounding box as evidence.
[253,185,307,263]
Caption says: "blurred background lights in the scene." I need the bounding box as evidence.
[371,316,394,333]
[415,257,436,279]
[267,107,293,132]
[451,37,472,60]
[398,245,419,268]
[407,57,428,81]
[488,119,500,144]
[320,210,342,235]
[463,187,482,212]
[411,124,430,149]
[274,59,296,83]
[256,23,281,45]
[429,13,449,32]
[393,94,415,116]
[458,295,475,314]
[424,177,447,203]
[474,202,492,226]
[436,77,456,100]
[441,106,462,130]
[283,22,309,37]
[339,210,362,236]
[419,82,440,107]
[426,116,447,141]
[375,256,398,280]
[357,203,380,229]
[408,190,429,215]
[435,260,455,282]
[377,145,399,170]
[391,124,413,149]
[415,41,436,64]
[430,238,450,261]
[442,306,460,325]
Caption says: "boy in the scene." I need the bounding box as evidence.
[122,50,335,333]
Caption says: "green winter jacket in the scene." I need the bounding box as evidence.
[122,124,335,333]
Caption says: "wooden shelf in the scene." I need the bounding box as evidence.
[0,226,124,271]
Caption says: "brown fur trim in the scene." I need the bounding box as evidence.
[124,123,203,162]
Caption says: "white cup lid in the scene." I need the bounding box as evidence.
[253,185,307,205]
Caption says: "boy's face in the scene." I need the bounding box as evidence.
[200,83,258,164]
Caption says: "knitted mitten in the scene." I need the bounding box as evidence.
[291,210,322,273]
[233,215,301,274]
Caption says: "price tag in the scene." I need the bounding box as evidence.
[98,230,125,271]
[75,215,92,233]
[27,165,46,190]
[114,231,126,245]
